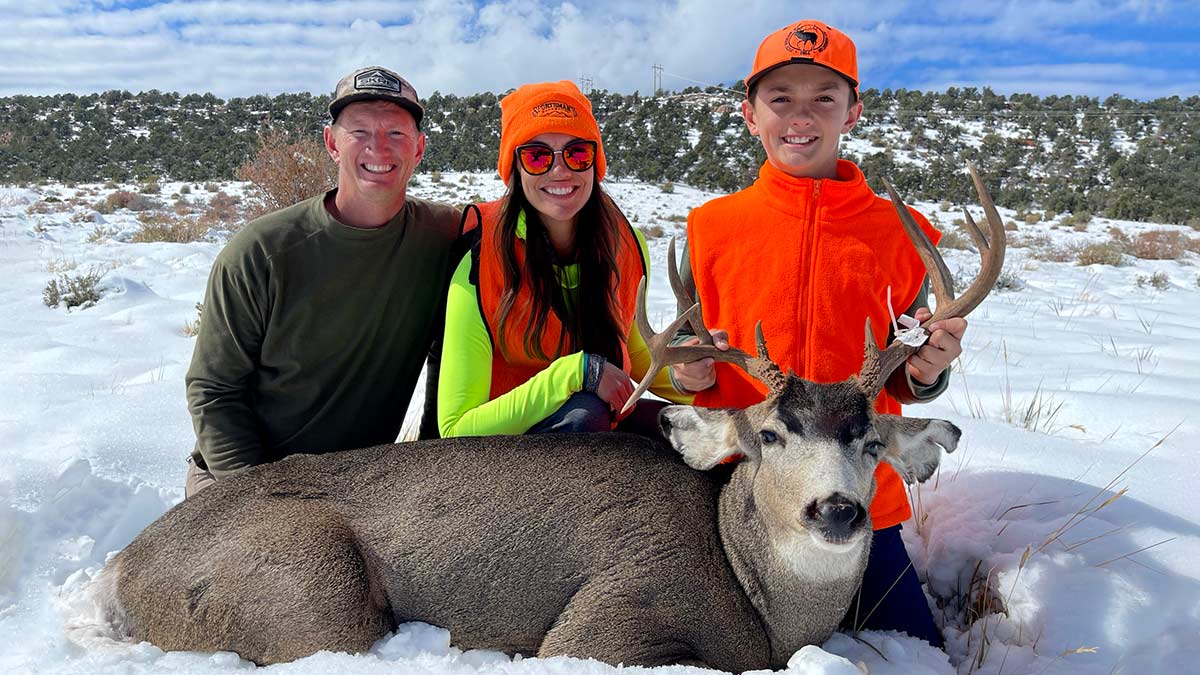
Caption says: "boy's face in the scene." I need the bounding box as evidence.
[743,63,863,180]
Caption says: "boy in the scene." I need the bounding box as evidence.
[671,20,965,649]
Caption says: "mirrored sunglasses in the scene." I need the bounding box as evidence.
[515,140,598,176]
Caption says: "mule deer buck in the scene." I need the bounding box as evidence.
[93,166,1004,671]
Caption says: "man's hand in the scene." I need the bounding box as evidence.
[908,308,966,385]
[670,329,729,393]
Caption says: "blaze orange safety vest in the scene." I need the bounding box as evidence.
[475,199,647,400]
[687,160,942,530]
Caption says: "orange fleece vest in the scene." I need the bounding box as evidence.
[687,159,942,530]
[476,199,646,399]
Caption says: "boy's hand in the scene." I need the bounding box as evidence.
[671,329,729,393]
[907,308,966,385]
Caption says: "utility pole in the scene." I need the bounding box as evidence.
[579,76,593,94]
[652,64,663,97]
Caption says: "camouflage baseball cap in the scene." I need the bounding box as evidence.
[329,66,424,125]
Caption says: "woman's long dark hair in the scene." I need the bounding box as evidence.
[494,170,626,367]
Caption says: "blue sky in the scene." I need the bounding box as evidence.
[0,0,1197,100]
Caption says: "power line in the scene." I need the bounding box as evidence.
[652,64,663,96]
[658,69,743,96]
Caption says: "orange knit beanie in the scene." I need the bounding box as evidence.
[497,80,606,183]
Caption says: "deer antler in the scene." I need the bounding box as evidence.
[620,239,786,415]
[857,162,1007,397]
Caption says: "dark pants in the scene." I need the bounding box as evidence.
[841,524,944,649]
[527,392,669,442]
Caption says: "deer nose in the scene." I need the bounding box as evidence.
[809,494,865,533]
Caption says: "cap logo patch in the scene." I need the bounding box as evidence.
[531,101,578,118]
[785,23,829,55]
[355,69,402,93]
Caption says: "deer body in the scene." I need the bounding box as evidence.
[104,434,774,669]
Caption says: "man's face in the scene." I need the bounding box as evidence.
[324,100,426,207]
[742,64,862,180]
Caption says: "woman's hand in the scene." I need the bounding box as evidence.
[596,361,635,421]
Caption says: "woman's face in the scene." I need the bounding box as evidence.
[516,132,595,231]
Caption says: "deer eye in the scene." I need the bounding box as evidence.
[760,430,779,445]
[864,440,885,458]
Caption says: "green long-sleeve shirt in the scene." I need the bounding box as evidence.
[186,191,461,477]
[438,222,684,437]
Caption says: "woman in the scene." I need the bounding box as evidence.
[437,81,685,438]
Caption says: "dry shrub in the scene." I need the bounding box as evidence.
[1075,241,1125,266]
[236,127,336,218]
[1024,212,1041,225]
[97,190,160,214]
[1061,211,1093,229]
[938,227,972,251]
[638,225,665,239]
[28,200,68,215]
[131,212,208,243]
[85,225,117,243]
[43,266,107,309]
[1129,230,1189,260]
[197,191,244,230]
[1004,220,1019,231]
[1137,272,1170,290]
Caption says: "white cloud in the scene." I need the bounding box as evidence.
[0,0,1194,99]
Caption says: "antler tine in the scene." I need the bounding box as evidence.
[623,276,706,413]
[859,165,1007,397]
[881,176,955,316]
[953,162,1007,319]
[667,238,713,344]
[621,270,787,414]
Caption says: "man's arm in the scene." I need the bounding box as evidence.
[185,253,269,478]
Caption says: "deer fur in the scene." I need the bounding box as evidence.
[97,380,958,670]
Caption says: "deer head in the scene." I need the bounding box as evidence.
[626,164,1004,549]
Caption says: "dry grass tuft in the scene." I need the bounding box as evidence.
[638,225,665,239]
[131,212,209,243]
[938,227,973,251]
[1075,241,1125,266]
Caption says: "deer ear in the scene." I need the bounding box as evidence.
[660,406,755,470]
[874,414,961,484]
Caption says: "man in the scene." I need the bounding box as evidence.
[184,66,463,496]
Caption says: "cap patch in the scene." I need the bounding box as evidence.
[531,101,578,118]
[785,22,829,56]
[355,69,402,93]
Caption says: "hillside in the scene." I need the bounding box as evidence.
[2,86,1198,225]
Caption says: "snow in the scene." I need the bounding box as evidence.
[1,176,1199,675]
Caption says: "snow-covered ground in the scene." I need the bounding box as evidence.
[1,174,1198,675]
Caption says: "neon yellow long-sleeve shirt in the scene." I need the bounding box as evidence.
[437,224,688,437]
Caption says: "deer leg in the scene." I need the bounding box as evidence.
[130,502,392,665]
[537,581,711,668]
